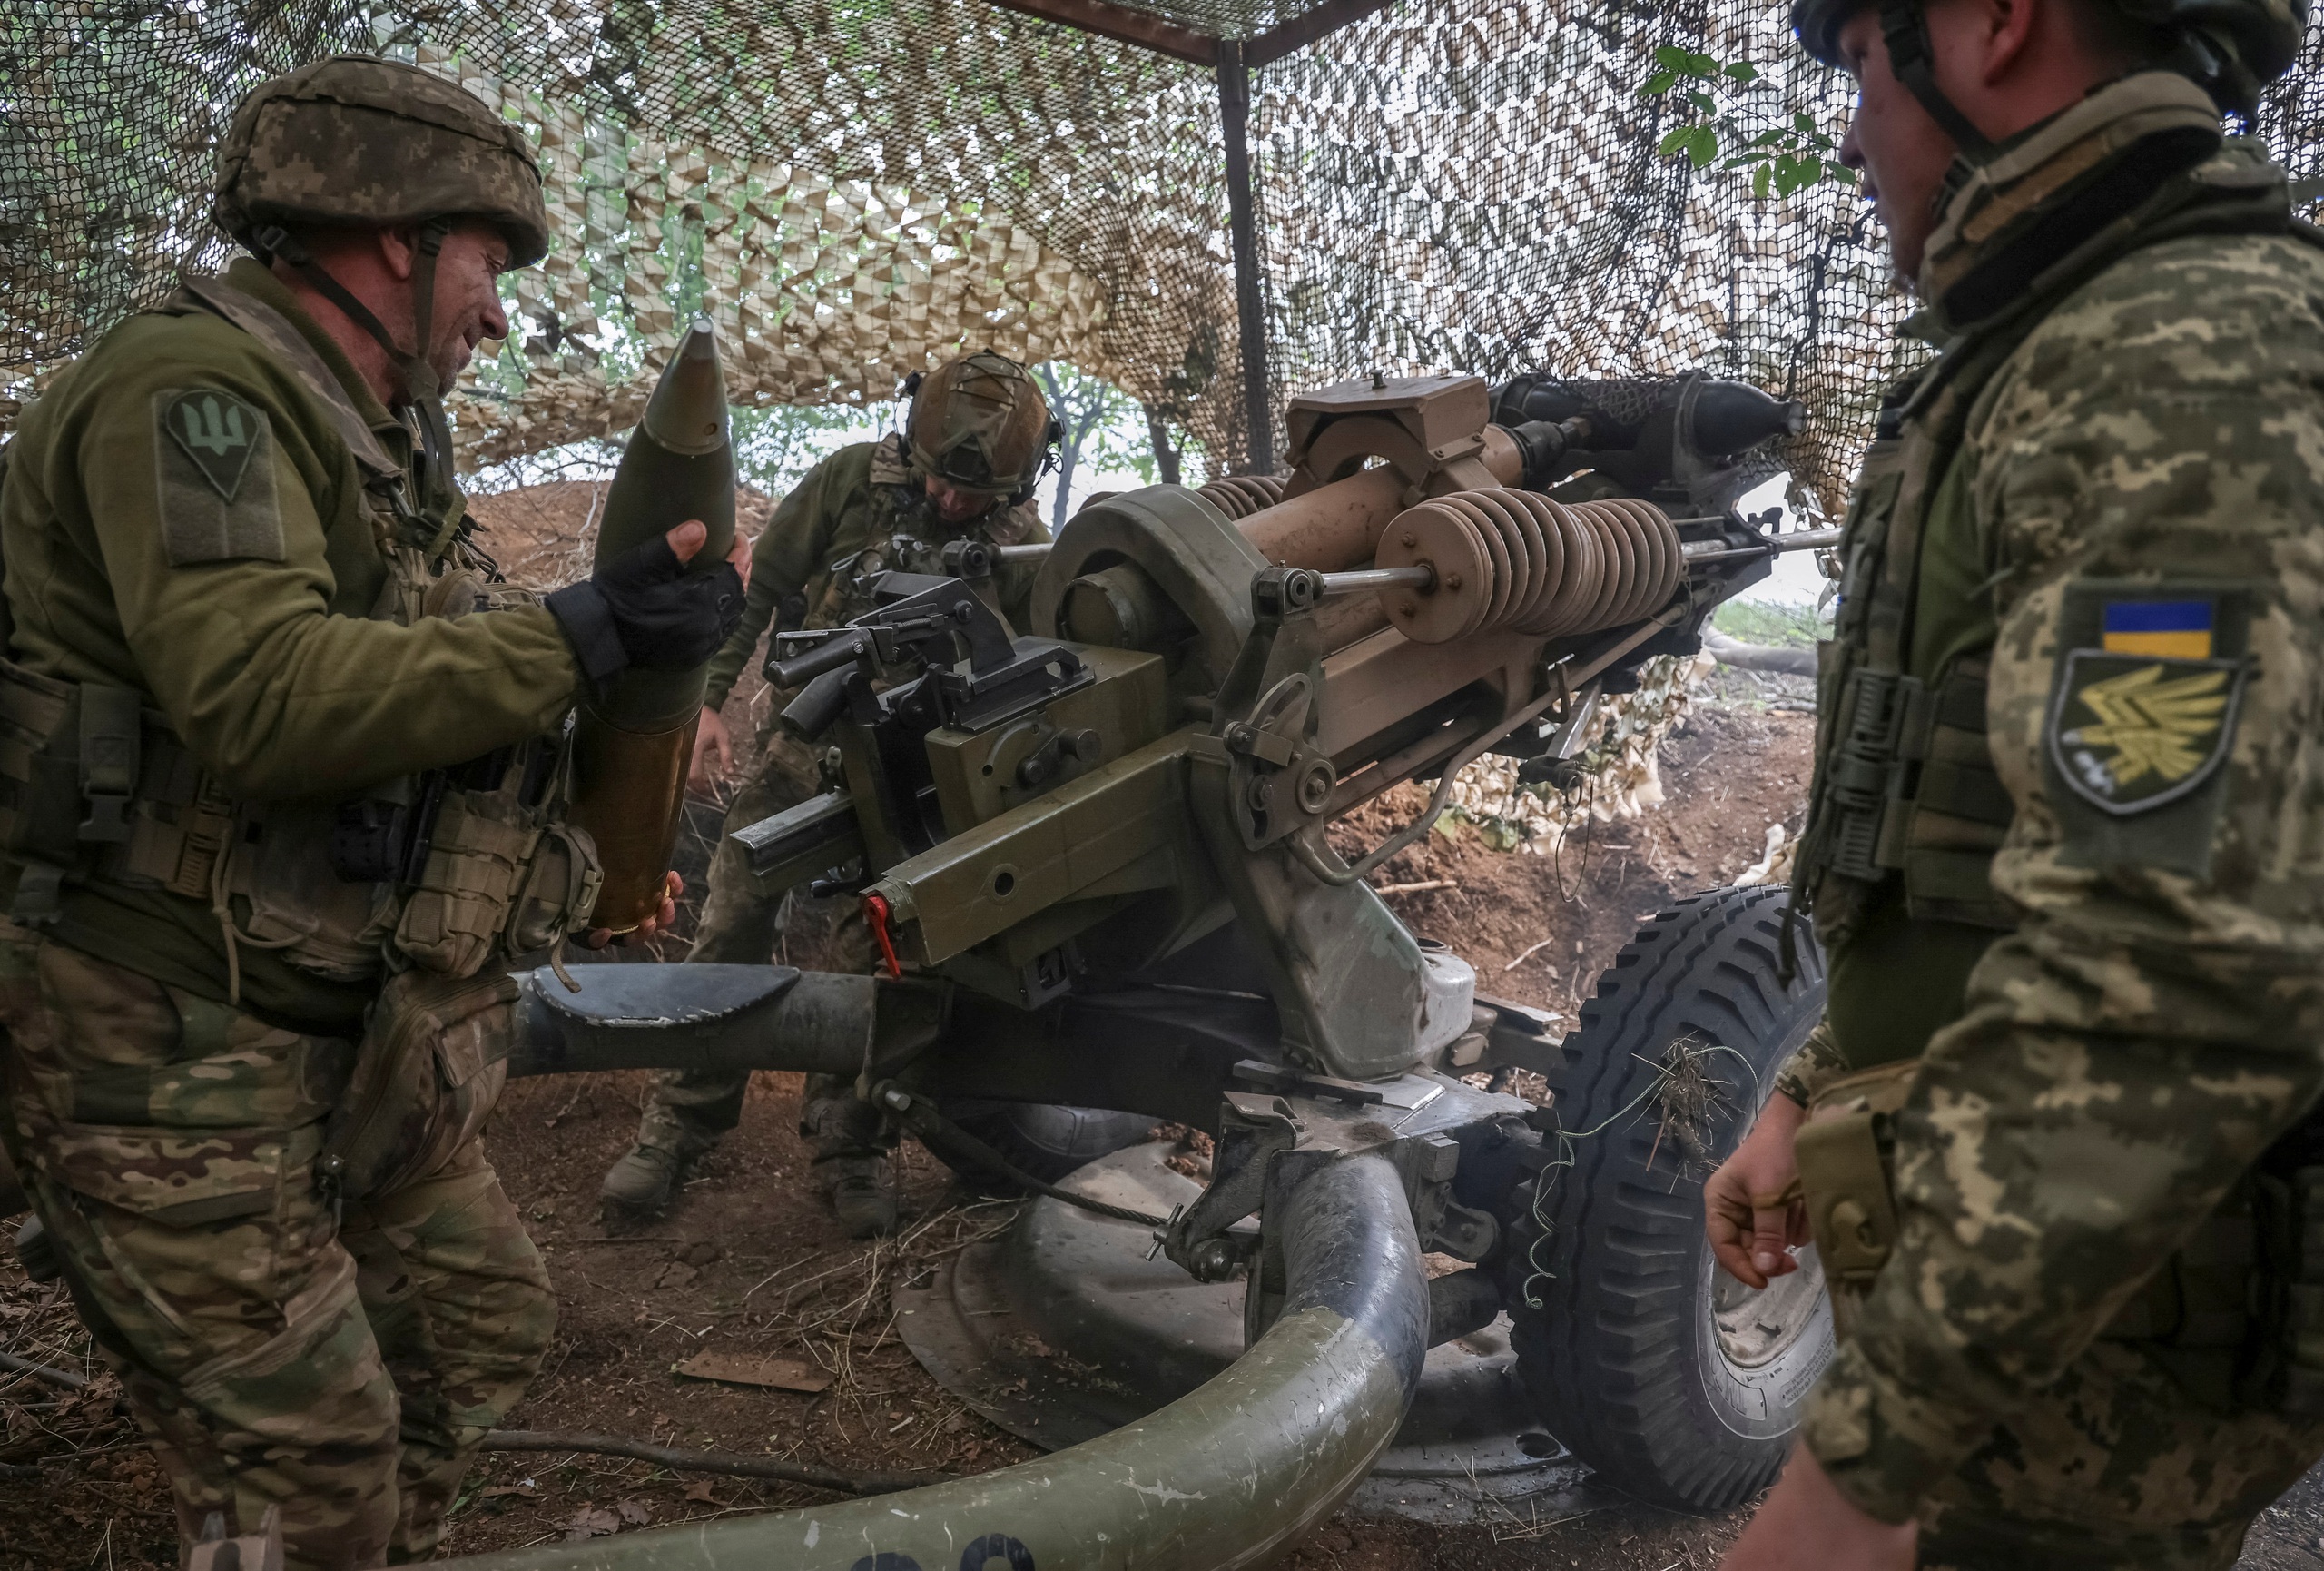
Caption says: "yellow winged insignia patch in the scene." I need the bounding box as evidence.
[2050,653,2242,815]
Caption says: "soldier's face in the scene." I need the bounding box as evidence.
[924,477,999,525]
[1836,7,1965,287]
[423,222,515,388]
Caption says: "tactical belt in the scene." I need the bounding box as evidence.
[0,657,600,985]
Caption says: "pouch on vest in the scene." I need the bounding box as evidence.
[394,742,597,978]
[227,798,400,981]
[1797,1058,1916,1339]
[324,966,517,1200]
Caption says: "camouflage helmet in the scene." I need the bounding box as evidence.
[212,54,549,266]
[903,351,1058,502]
[1790,0,2307,118]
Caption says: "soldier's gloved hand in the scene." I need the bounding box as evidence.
[547,520,749,690]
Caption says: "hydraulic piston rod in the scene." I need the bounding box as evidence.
[1679,526,1843,563]
[434,1151,1427,1571]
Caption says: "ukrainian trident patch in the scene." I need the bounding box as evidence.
[2047,651,2244,815]
[162,389,261,501]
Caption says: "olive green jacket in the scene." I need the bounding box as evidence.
[704,434,1049,712]
[0,258,581,1030]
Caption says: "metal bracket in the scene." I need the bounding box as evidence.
[1163,1090,1304,1281]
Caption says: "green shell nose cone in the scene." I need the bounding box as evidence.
[641,318,730,457]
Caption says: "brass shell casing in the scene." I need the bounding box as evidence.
[568,708,699,933]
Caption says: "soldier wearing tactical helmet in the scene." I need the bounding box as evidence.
[0,54,743,1569]
[1695,1,2323,1567]
[596,350,1061,1236]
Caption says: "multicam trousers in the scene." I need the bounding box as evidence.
[1909,1338,2324,1570]
[634,731,880,1167]
[0,934,554,1571]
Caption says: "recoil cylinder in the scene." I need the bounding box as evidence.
[1374,488,1682,644]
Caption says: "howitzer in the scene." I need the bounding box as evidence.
[479,370,1836,1571]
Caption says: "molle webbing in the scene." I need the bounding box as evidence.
[0,661,234,924]
[1817,657,2016,928]
[0,661,599,977]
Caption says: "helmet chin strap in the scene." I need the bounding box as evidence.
[1879,0,1994,158]
[253,219,466,549]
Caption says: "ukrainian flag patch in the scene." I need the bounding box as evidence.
[2102,599,2213,658]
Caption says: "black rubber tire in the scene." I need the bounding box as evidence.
[1502,884,1831,1512]
[931,1100,1157,1191]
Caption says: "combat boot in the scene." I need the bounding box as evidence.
[599,1142,693,1222]
[818,1153,898,1239]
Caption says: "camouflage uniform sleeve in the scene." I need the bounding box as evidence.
[1803,235,2324,1521]
[1773,1016,1848,1107]
[51,356,578,801]
[703,446,867,709]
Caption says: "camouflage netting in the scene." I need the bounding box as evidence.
[5,2,2323,509]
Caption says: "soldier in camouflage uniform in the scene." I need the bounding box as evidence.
[599,352,1054,1235]
[0,57,741,1569]
[1699,2,2323,1567]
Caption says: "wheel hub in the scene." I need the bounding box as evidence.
[1710,1243,1828,1371]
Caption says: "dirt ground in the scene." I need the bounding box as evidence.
[7,483,2320,1568]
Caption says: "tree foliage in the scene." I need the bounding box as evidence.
[1643,46,1856,200]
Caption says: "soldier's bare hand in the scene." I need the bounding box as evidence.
[689,706,733,795]
[1719,1444,1915,1570]
[1705,1093,1809,1289]
[577,872,684,949]
[664,519,753,580]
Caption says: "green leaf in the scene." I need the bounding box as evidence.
[1795,112,1817,133]
[1754,163,1774,200]
[1641,68,1676,95]
[1685,88,1718,114]
[1651,45,1718,76]
[1774,153,1818,197]
[1724,61,1758,83]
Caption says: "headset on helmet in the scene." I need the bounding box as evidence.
[901,352,1059,509]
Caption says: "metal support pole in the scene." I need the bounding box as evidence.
[1217,40,1273,476]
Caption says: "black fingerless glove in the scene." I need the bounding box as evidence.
[547,533,745,691]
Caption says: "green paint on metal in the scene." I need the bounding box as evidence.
[436,1304,1404,1571]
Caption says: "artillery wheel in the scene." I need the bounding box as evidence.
[1501,884,1832,1511]
[931,1101,1158,1191]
